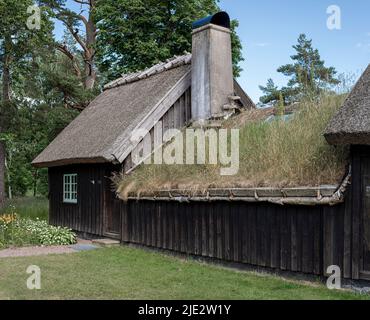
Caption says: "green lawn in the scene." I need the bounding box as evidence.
[0,246,367,300]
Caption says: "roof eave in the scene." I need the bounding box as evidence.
[324,131,370,146]
[32,156,113,168]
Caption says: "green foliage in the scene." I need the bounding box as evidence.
[38,49,97,108]
[3,98,78,197]
[95,0,244,79]
[1,197,49,220]
[14,219,76,246]
[259,79,280,105]
[260,34,339,105]
[0,208,76,248]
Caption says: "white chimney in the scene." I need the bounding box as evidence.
[191,12,234,122]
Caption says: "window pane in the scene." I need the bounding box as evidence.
[63,174,77,203]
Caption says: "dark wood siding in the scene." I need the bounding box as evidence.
[120,200,352,277]
[48,164,116,237]
[352,146,370,280]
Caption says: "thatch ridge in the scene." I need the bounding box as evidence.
[104,54,192,90]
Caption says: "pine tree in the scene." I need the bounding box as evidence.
[259,34,339,105]
[277,34,339,99]
[40,0,98,92]
[259,79,280,105]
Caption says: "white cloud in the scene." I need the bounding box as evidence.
[356,42,370,51]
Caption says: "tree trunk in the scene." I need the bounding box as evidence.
[0,35,12,208]
[4,157,11,200]
[0,142,5,207]
[83,6,97,90]
[33,169,38,197]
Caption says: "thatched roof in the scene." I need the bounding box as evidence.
[33,56,192,168]
[325,64,370,145]
[33,54,255,168]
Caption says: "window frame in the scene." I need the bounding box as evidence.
[63,173,78,204]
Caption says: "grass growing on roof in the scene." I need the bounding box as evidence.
[116,94,349,196]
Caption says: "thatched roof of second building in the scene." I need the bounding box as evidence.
[325,64,370,145]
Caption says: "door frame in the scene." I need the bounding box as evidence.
[102,167,121,240]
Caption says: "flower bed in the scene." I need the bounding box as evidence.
[0,206,76,249]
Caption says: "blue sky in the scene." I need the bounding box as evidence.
[219,0,370,102]
[55,0,370,102]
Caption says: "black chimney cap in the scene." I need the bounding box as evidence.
[192,12,230,30]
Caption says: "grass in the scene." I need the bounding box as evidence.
[0,246,367,300]
[116,94,349,196]
[0,197,49,221]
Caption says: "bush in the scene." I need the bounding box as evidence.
[0,210,76,249]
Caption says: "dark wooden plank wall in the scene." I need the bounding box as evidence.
[49,164,113,237]
[121,200,350,277]
[351,145,370,280]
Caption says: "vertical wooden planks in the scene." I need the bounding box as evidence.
[290,207,298,272]
[343,185,352,278]
[208,206,215,257]
[201,202,208,257]
[270,206,280,269]
[250,205,258,266]
[224,203,231,261]
[232,204,241,263]
[121,202,130,242]
[352,149,361,279]
[216,203,223,259]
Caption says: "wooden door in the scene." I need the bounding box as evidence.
[103,170,121,239]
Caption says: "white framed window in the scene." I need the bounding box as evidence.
[63,174,78,204]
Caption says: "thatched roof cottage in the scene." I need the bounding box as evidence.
[34,12,370,282]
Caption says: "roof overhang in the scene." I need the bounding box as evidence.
[32,157,112,169]
[324,132,370,146]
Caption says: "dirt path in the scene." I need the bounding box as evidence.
[0,239,99,258]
